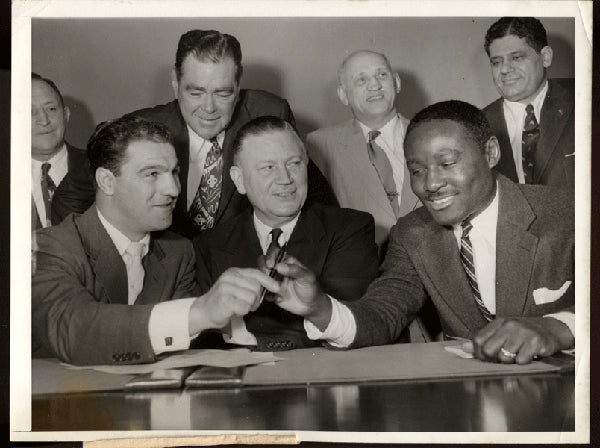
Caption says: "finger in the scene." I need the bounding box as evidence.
[222,294,253,317]
[500,332,527,364]
[227,268,281,293]
[472,319,505,361]
[461,341,474,354]
[273,256,314,281]
[515,333,553,364]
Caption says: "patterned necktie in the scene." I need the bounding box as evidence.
[522,104,540,183]
[124,241,145,305]
[266,228,283,260]
[460,220,494,322]
[367,131,401,218]
[40,162,57,227]
[189,138,223,230]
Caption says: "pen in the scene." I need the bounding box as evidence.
[259,243,287,303]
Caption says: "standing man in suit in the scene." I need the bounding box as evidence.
[31,73,94,229]
[33,116,279,365]
[52,29,335,238]
[262,101,574,364]
[307,50,420,253]
[194,116,379,351]
[483,17,574,190]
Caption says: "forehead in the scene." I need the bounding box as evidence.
[32,80,61,104]
[489,34,536,55]
[122,140,177,167]
[240,130,304,161]
[406,120,479,158]
[179,54,237,84]
[343,53,390,78]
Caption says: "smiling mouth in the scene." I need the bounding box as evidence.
[274,191,296,199]
[426,195,455,211]
[366,94,384,102]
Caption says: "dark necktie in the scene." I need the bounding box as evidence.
[367,130,400,218]
[189,138,223,230]
[460,220,494,322]
[266,228,283,260]
[522,104,540,183]
[40,162,56,227]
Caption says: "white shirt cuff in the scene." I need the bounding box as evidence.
[148,298,196,354]
[545,311,575,351]
[304,295,356,348]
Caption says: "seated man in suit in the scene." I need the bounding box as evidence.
[52,29,336,238]
[31,72,94,229]
[193,116,379,351]
[261,100,574,364]
[32,115,279,365]
[483,17,574,190]
[307,50,420,253]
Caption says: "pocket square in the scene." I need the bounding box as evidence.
[533,281,572,305]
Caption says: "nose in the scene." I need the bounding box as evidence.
[367,76,382,90]
[199,93,217,113]
[275,165,292,184]
[34,108,50,125]
[162,172,181,198]
[424,167,445,193]
[499,58,514,74]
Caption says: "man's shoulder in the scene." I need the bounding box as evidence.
[482,96,503,115]
[127,100,181,123]
[238,89,289,113]
[307,119,354,140]
[35,212,87,255]
[192,210,250,247]
[515,182,573,218]
[152,229,194,252]
[304,202,374,229]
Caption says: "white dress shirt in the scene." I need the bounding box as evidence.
[309,181,574,347]
[224,212,301,346]
[502,80,548,184]
[31,144,68,227]
[357,114,407,211]
[97,208,196,355]
[186,127,226,210]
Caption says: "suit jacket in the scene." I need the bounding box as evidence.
[193,203,379,351]
[306,117,420,251]
[32,206,199,365]
[484,78,574,190]
[31,143,93,230]
[347,174,574,348]
[52,89,337,238]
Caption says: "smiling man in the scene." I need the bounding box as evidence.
[193,116,378,351]
[265,101,575,364]
[307,50,420,254]
[31,73,93,229]
[32,116,279,365]
[482,17,574,190]
[52,29,335,238]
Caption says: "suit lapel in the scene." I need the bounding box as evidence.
[535,80,573,183]
[76,208,129,305]
[136,238,168,305]
[171,103,192,223]
[287,207,326,268]
[416,218,487,332]
[342,120,396,222]
[494,176,538,316]
[214,211,263,271]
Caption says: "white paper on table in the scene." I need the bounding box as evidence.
[61,348,284,374]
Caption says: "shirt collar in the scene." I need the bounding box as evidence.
[253,211,301,251]
[187,125,225,159]
[503,79,549,119]
[453,180,499,245]
[31,143,68,169]
[357,113,398,141]
[96,207,150,257]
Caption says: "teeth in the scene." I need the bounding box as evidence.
[429,196,453,210]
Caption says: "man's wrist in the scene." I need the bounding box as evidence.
[304,293,333,332]
[543,316,575,350]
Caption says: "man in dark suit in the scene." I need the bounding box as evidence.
[482,17,574,190]
[31,73,94,229]
[194,116,379,351]
[33,116,279,365]
[52,29,335,238]
[261,101,574,364]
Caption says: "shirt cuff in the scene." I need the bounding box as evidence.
[545,311,575,352]
[304,295,356,348]
[148,298,196,354]
[222,316,258,346]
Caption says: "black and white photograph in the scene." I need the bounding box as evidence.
[11,0,591,444]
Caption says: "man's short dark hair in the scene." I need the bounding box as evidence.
[88,116,174,177]
[175,29,243,84]
[231,116,302,165]
[32,72,65,107]
[406,100,493,152]
[484,17,548,56]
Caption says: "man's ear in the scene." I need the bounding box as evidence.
[171,68,179,99]
[63,105,70,124]
[229,166,246,195]
[95,167,116,196]
[484,136,501,169]
[540,46,553,68]
[337,84,349,106]
[393,72,401,93]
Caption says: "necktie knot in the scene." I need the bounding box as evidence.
[368,130,381,144]
[41,162,51,175]
[269,228,283,249]
[524,104,538,131]
[461,219,473,238]
[124,241,146,305]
